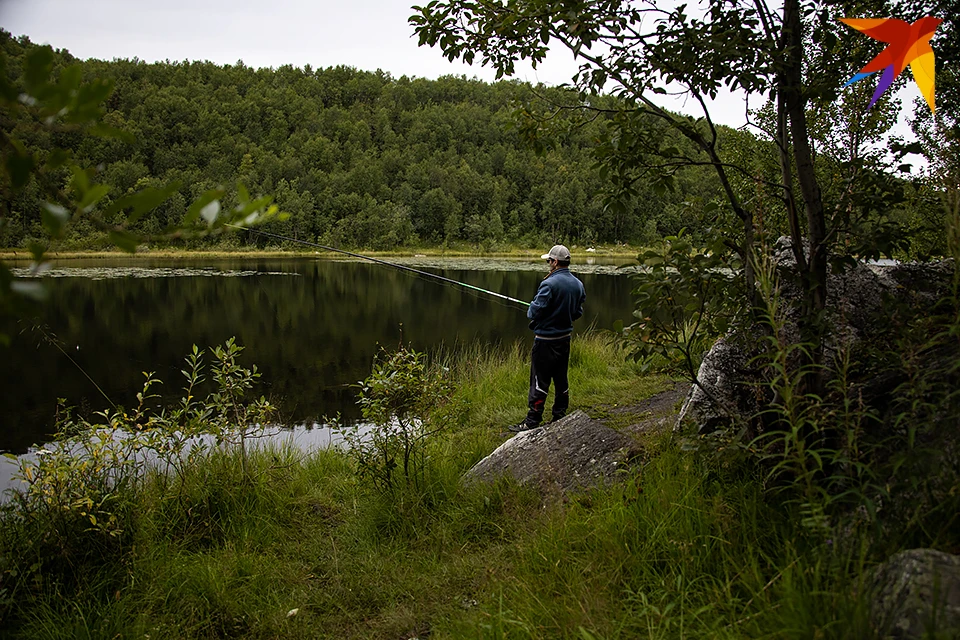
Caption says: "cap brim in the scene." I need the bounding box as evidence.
[541,254,551,260]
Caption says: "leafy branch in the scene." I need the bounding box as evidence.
[0,45,285,341]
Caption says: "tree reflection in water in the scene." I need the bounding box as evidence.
[0,257,636,454]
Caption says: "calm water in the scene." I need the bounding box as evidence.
[0,257,638,455]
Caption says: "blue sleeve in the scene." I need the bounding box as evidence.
[527,280,551,320]
[574,285,585,320]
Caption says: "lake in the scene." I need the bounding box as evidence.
[0,256,640,456]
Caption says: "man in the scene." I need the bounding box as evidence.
[509,244,586,432]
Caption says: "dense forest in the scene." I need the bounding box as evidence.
[0,30,705,250]
[0,29,946,257]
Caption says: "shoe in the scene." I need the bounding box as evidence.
[507,422,539,433]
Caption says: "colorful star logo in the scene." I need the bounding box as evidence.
[840,17,943,113]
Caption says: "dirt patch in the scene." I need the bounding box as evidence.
[596,381,691,436]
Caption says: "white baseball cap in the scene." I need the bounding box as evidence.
[541,245,571,261]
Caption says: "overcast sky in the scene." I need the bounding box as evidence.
[1,0,923,149]
[0,0,765,126]
[1,1,581,85]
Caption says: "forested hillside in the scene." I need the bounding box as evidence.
[1,30,729,251]
[2,29,942,258]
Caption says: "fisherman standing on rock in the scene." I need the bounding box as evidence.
[509,245,586,432]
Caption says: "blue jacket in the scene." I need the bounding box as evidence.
[527,268,586,337]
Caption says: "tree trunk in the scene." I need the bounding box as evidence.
[780,0,829,394]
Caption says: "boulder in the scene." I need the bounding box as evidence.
[675,336,758,434]
[869,548,960,639]
[675,238,955,433]
[463,410,640,498]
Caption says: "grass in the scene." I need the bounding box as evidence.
[435,334,673,431]
[0,333,922,638]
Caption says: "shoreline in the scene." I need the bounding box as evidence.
[0,246,643,262]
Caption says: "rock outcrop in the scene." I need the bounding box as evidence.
[463,410,640,498]
[675,337,758,434]
[869,548,960,639]
[675,241,955,434]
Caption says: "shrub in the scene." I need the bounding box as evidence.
[0,338,273,617]
[333,344,452,493]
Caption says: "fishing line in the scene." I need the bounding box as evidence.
[27,322,117,410]
[225,224,531,309]
[392,260,523,312]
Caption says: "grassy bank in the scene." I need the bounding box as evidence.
[0,334,925,638]
[0,243,643,262]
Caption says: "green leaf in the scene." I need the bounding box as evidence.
[108,229,140,253]
[40,202,70,238]
[184,189,224,225]
[105,182,182,224]
[56,65,83,102]
[67,79,114,123]
[45,148,72,170]
[27,241,47,262]
[234,194,274,218]
[70,165,91,196]
[5,143,35,191]
[78,184,111,212]
[23,46,54,93]
[10,280,48,302]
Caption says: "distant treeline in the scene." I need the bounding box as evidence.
[3,30,941,256]
[0,30,734,251]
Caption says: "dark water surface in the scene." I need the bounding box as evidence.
[1,257,638,454]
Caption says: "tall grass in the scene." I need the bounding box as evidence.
[445,445,873,639]
[0,332,912,638]
[435,333,674,431]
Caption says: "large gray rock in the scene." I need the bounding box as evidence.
[675,337,757,433]
[463,410,639,498]
[870,548,960,639]
[675,239,955,433]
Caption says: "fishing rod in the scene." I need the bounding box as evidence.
[224,224,531,309]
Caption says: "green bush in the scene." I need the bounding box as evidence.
[0,338,273,618]
[619,232,741,382]
[333,344,452,493]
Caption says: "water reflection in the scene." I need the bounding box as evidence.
[0,421,369,496]
[0,257,637,454]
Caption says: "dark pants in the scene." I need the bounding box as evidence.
[525,336,571,426]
